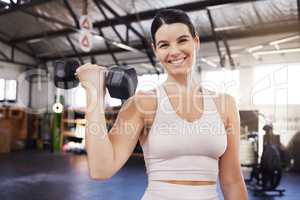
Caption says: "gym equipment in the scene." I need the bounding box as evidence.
[240,139,257,166]
[246,129,285,196]
[260,144,282,190]
[54,60,138,100]
[51,95,64,153]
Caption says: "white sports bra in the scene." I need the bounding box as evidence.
[141,84,227,182]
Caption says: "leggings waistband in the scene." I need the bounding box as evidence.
[148,180,217,190]
[144,180,218,200]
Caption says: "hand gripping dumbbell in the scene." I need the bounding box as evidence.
[54,60,138,99]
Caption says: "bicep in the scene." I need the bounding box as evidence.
[219,94,243,185]
[108,95,145,174]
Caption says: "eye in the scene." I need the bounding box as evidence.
[178,38,188,43]
[158,43,168,48]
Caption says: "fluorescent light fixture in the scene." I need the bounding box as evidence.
[93,34,104,41]
[214,25,243,32]
[0,0,10,3]
[111,41,140,53]
[269,35,300,45]
[201,58,218,68]
[274,44,280,50]
[253,48,300,56]
[246,45,263,53]
[27,38,43,44]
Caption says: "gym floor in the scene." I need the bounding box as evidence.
[0,152,299,200]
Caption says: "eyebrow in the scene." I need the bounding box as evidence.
[156,35,191,46]
[156,40,168,47]
[177,35,190,40]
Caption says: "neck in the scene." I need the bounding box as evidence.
[165,73,200,93]
[167,74,188,87]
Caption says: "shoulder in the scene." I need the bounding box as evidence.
[122,88,158,118]
[205,89,236,108]
[204,89,238,121]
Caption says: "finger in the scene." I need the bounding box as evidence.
[76,64,106,75]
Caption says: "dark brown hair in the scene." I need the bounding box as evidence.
[151,9,196,46]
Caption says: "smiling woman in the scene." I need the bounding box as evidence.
[151,10,198,82]
[76,8,248,200]
[138,9,248,200]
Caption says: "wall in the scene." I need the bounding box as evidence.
[0,62,29,107]
[0,40,36,109]
[202,62,300,156]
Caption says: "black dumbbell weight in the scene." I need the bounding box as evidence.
[54,60,138,100]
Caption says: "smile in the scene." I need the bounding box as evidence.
[168,57,186,65]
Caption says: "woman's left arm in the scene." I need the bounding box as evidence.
[218,94,248,200]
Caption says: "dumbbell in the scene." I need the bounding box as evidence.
[54,59,138,99]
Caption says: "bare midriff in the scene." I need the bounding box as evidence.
[154,180,216,185]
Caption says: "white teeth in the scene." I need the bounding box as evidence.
[169,58,185,64]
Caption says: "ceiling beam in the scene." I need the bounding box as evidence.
[41,43,144,61]
[41,22,300,61]
[207,8,223,67]
[0,58,37,67]
[21,9,76,29]
[298,0,300,22]
[0,37,35,58]
[11,0,263,44]
[0,0,55,16]
[11,28,75,43]
[94,0,264,27]
[63,0,80,29]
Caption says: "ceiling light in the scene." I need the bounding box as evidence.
[246,45,263,53]
[253,48,300,56]
[111,41,140,53]
[27,38,43,44]
[214,25,243,32]
[269,35,300,45]
[201,58,218,68]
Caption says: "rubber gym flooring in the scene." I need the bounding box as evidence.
[0,152,299,200]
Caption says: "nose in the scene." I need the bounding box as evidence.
[168,45,182,57]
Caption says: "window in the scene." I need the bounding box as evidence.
[0,79,18,102]
[202,69,240,100]
[5,80,17,102]
[0,79,4,102]
[252,64,300,105]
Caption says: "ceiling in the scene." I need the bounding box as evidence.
[0,0,299,74]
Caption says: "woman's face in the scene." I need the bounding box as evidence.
[153,23,200,77]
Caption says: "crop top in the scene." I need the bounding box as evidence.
[141,84,227,182]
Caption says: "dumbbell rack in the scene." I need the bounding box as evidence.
[60,107,121,153]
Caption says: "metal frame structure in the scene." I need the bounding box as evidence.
[0,0,55,16]
[98,28,119,65]
[0,0,298,68]
[96,0,158,72]
[206,8,224,67]
[63,0,80,29]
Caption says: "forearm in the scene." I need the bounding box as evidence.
[221,179,248,200]
[85,92,114,179]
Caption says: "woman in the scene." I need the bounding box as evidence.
[76,9,248,200]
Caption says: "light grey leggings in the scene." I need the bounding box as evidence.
[141,181,219,200]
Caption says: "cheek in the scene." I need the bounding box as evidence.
[156,50,168,62]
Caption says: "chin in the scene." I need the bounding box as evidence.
[165,64,192,76]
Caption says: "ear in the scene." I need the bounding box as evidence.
[194,33,200,50]
[151,42,158,57]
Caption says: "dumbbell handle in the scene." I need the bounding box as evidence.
[74,68,122,84]
[74,66,109,78]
